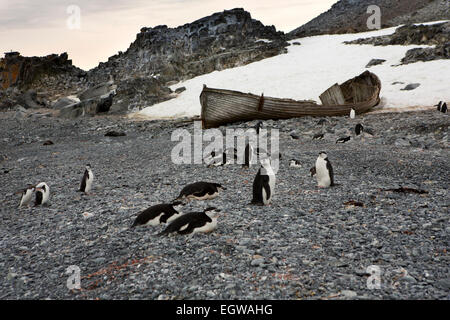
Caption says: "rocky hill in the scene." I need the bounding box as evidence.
[288,0,450,39]
[0,8,288,116]
[88,8,288,114]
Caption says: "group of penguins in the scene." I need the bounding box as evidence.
[16,102,447,236]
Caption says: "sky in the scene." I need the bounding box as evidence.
[0,0,337,70]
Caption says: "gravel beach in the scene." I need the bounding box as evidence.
[0,109,448,300]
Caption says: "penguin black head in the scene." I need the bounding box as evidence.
[318,151,328,159]
[204,207,221,217]
[171,200,185,210]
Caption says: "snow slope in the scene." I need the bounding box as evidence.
[136,21,450,120]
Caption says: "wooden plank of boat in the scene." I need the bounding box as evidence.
[200,71,381,129]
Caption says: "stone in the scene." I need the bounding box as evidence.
[401,83,421,91]
[366,59,386,68]
[175,87,186,94]
[51,96,80,109]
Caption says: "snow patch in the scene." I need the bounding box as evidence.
[136,21,450,120]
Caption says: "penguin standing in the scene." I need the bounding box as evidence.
[35,182,50,206]
[175,181,225,202]
[17,185,35,208]
[355,123,364,136]
[350,108,356,119]
[243,142,254,168]
[315,152,334,188]
[435,101,447,113]
[159,207,220,235]
[251,157,276,205]
[79,164,94,193]
[131,201,184,228]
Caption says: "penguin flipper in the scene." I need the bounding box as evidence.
[326,160,335,186]
[262,175,271,201]
[251,168,264,204]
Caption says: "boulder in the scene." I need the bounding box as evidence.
[59,91,114,119]
[51,96,80,109]
[401,83,421,91]
[78,81,116,101]
[16,89,41,109]
[366,59,386,68]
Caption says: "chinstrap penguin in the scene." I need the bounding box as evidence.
[79,164,94,193]
[315,151,334,188]
[17,185,35,208]
[159,207,220,235]
[435,101,447,113]
[336,136,351,143]
[355,123,364,136]
[35,182,50,206]
[131,201,185,228]
[175,181,225,202]
[251,157,276,205]
[289,159,302,168]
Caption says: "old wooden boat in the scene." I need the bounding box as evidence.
[199,71,381,129]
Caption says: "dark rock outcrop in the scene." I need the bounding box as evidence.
[366,59,386,68]
[87,8,288,113]
[401,42,450,64]
[288,0,450,39]
[2,8,289,116]
[345,22,450,46]
[346,22,450,65]
[0,52,85,90]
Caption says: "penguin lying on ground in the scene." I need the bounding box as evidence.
[159,207,220,236]
[313,133,324,140]
[175,181,225,202]
[17,185,35,208]
[289,159,302,168]
[35,182,50,206]
[315,152,334,188]
[251,157,276,205]
[336,136,351,143]
[131,201,184,228]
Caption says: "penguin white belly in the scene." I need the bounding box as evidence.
[193,218,217,234]
[188,191,218,201]
[85,172,94,193]
[42,190,50,204]
[20,190,33,207]
[144,213,164,226]
[262,174,275,205]
[166,212,183,224]
[315,158,331,187]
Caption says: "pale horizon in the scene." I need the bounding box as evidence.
[0,0,337,71]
